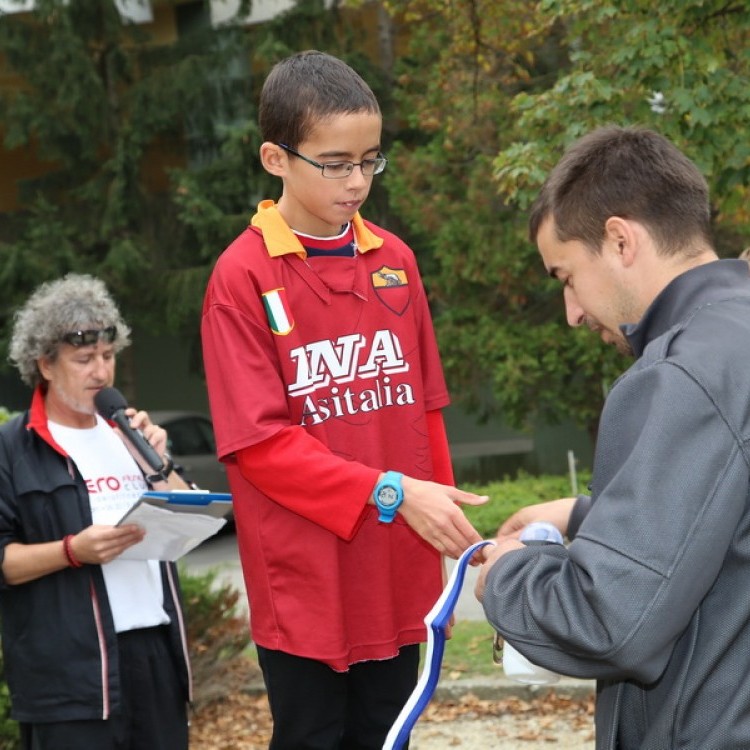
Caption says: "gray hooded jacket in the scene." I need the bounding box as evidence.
[482,259,750,749]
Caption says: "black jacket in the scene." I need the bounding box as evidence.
[0,389,192,723]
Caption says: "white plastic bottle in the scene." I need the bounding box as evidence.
[501,521,564,685]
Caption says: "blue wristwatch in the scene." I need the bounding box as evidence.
[374,471,404,523]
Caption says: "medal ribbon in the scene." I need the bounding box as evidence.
[383,539,494,750]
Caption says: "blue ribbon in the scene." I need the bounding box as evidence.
[383,539,494,750]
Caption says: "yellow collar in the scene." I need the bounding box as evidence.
[250,200,384,259]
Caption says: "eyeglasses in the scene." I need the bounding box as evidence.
[278,144,388,179]
[61,326,117,347]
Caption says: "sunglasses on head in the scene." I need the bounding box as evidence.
[61,326,117,347]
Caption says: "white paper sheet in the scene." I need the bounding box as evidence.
[117,495,229,561]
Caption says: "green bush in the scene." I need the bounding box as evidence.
[462,470,591,538]
[179,567,253,708]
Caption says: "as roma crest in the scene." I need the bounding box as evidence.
[372,266,409,315]
[262,287,295,335]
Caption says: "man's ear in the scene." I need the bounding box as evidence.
[260,142,287,177]
[37,357,52,381]
[604,216,638,268]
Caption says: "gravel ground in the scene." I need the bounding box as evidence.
[413,719,594,749]
[192,673,596,749]
[187,534,597,748]
[411,707,594,748]
[410,689,595,749]
[412,717,594,749]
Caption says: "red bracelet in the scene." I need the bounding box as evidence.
[63,534,83,568]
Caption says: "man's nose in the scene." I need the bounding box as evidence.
[564,286,585,327]
[92,356,110,379]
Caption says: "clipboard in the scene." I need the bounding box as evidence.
[135,491,233,519]
[116,490,233,561]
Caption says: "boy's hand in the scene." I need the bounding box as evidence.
[398,476,488,560]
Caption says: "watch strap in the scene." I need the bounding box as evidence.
[146,454,174,485]
[374,470,404,522]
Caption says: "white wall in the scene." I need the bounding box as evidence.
[0,0,153,23]
[209,0,332,27]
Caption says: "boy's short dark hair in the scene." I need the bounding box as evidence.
[529,126,712,257]
[259,50,381,148]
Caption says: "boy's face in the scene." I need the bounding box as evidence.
[275,111,383,236]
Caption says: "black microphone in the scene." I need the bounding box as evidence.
[94,387,165,473]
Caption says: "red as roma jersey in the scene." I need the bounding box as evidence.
[202,201,449,670]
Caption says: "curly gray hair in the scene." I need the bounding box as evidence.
[9,273,132,388]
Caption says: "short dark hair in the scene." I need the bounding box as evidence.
[528,126,713,257]
[259,50,381,148]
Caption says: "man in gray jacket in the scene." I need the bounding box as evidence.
[477,125,750,749]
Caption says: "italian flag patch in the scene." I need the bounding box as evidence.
[262,287,294,335]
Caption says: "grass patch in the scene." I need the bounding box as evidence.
[241,619,501,680]
[439,619,500,679]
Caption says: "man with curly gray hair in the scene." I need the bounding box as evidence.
[0,273,191,750]
[9,274,132,389]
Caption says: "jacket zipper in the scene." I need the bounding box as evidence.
[90,580,110,719]
[165,564,194,702]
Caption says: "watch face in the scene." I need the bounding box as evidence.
[378,485,400,508]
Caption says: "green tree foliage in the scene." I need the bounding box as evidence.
[495,0,750,229]
[0,0,260,381]
[166,0,395,353]
[383,0,750,438]
[5,1,749,438]
[0,0,390,389]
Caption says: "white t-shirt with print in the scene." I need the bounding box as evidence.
[48,415,170,633]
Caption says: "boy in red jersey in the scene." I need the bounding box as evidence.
[201,50,487,749]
